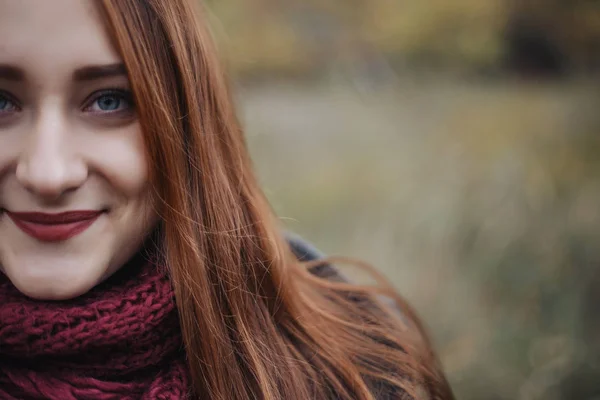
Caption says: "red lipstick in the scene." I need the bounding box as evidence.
[5,210,103,242]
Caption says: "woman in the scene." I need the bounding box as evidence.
[0,1,453,399]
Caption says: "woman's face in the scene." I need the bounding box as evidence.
[0,0,158,300]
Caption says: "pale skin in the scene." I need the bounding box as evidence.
[0,0,158,300]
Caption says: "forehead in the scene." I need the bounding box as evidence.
[0,0,120,74]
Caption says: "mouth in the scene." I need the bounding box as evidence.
[3,210,106,242]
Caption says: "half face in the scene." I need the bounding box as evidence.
[0,0,158,300]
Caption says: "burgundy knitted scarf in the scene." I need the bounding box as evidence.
[0,252,190,400]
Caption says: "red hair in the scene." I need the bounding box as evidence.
[99,1,453,399]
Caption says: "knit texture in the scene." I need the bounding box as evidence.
[0,252,189,400]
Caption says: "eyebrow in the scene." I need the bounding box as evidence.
[73,63,127,81]
[0,63,128,83]
[0,65,25,81]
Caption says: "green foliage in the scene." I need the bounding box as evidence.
[204,0,600,79]
[204,0,508,79]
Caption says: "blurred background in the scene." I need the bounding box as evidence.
[204,1,600,399]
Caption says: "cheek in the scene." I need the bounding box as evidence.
[86,124,150,193]
[0,129,26,172]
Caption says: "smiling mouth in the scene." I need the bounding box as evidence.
[3,210,105,242]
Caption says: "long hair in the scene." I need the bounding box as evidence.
[98,1,453,399]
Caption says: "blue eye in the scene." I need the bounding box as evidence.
[85,90,133,114]
[0,93,18,113]
[96,94,122,111]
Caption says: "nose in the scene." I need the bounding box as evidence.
[15,112,87,201]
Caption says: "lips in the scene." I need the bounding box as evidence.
[4,210,104,242]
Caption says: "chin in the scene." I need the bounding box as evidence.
[18,283,95,301]
[4,265,103,301]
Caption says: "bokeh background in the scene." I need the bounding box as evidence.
[204,1,600,399]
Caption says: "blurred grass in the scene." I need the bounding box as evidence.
[236,79,600,400]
